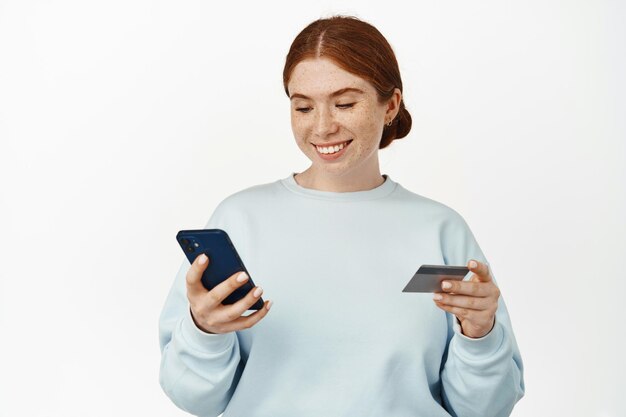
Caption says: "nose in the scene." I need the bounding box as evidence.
[313,107,338,138]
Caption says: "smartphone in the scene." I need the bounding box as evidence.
[176,229,264,310]
[402,265,470,293]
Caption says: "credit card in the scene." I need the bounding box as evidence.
[402,265,470,293]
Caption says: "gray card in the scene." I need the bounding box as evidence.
[402,265,470,293]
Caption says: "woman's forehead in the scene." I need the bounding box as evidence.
[287,58,374,99]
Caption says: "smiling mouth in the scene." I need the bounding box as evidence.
[312,139,353,154]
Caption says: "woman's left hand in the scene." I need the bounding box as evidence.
[433,259,500,338]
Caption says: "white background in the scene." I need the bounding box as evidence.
[1,1,624,416]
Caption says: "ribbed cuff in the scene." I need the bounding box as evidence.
[180,307,235,352]
[452,317,505,358]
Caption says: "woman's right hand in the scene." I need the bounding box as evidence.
[186,253,272,334]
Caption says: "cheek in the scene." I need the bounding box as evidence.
[344,104,383,130]
[290,115,305,138]
[344,111,383,143]
[291,118,313,151]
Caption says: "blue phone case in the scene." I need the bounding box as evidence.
[176,228,264,310]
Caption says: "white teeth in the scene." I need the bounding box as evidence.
[316,140,350,154]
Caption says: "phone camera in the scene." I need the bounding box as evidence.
[186,246,195,253]
[181,238,189,246]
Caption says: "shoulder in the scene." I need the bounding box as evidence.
[210,179,283,219]
[221,179,281,205]
[392,183,469,229]
[394,185,483,263]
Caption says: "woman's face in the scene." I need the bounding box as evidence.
[287,58,398,179]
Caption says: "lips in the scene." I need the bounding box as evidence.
[312,139,353,160]
[312,139,353,147]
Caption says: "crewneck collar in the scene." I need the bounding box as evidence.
[280,172,397,201]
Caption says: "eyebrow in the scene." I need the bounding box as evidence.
[289,87,365,101]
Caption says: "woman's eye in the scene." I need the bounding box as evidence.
[295,107,312,113]
[336,103,355,109]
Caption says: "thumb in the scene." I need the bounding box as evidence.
[468,259,492,282]
[186,253,210,296]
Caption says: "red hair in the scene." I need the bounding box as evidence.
[283,15,412,149]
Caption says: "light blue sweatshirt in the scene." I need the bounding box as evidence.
[159,173,524,417]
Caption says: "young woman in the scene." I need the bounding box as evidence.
[159,15,524,417]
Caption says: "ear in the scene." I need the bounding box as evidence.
[385,88,402,121]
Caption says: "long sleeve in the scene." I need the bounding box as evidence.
[157,175,524,416]
[158,203,244,417]
[439,212,525,417]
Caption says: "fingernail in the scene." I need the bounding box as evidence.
[433,294,443,301]
[237,272,248,282]
[266,300,273,311]
[442,281,452,290]
[253,287,263,297]
[469,260,477,268]
[198,254,207,265]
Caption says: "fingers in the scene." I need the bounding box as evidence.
[433,300,477,321]
[188,269,273,334]
[204,270,254,308]
[214,299,272,334]
[433,299,495,338]
[216,283,266,323]
[433,292,493,311]
[186,253,210,298]
[440,260,498,296]
[194,284,272,334]
[434,261,500,338]
[440,278,498,297]
[467,259,492,282]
